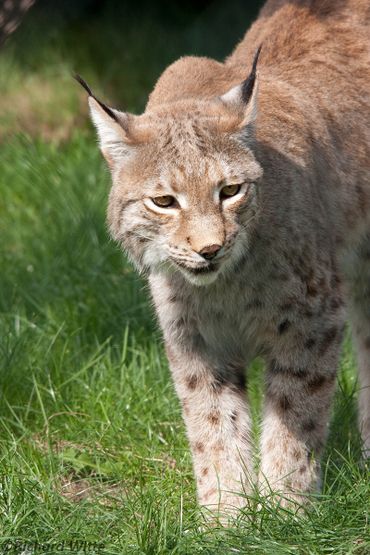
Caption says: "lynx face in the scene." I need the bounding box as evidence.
[81,49,262,285]
[108,116,262,285]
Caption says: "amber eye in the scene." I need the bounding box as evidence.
[220,184,241,199]
[151,195,176,208]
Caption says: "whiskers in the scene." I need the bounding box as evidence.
[134,230,155,242]
[119,219,254,279]
[118,226,156,244]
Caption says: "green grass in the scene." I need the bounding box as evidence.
[0,132,368,555]
[0,1,369,552]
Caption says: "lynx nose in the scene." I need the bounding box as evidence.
[198,244,222,260]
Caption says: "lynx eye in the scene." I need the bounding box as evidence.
[151,195,176,208]
[220,184,241,199]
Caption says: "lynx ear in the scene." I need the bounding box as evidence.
[88,97,134,167]
[220,45,261,129]
[75,74,134,168]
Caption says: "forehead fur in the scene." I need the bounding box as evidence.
[120,101,262,192]
[133,97,248,145]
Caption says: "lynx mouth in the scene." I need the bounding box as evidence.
[171,259,218,275]
[169,258,221,285]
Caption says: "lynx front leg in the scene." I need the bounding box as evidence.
[167,345,253,514]
[260,325,343,506]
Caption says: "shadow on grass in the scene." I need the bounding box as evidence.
[1,0,262,142]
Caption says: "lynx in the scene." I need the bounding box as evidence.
[77,0,370,515]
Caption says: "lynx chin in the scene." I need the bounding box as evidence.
[77,0,370,517]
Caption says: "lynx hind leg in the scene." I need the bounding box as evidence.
[347,236,370,458]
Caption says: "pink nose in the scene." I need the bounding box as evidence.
[198,244,222,260]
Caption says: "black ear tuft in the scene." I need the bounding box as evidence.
[73,73,120,123]
[74,73,93,96]
[241,45,262,104]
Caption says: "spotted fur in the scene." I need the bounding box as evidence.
[83,0,370,516]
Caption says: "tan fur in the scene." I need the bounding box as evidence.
[85,0,370,517]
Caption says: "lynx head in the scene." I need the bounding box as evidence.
[78,48,263,286]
